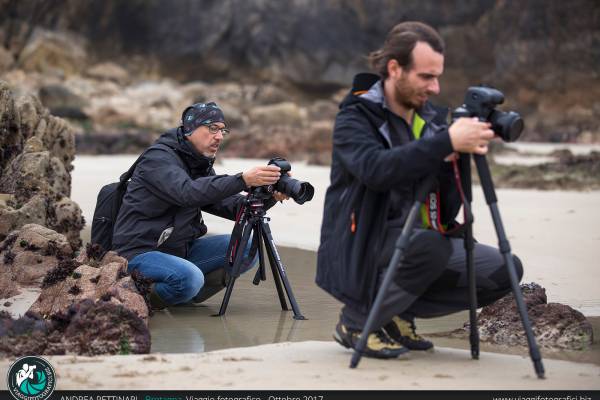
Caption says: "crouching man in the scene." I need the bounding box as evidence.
[113,102,288,308]
[316,22,523,358]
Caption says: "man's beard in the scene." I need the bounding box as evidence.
[393,77,425,110]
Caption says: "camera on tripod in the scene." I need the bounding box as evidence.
[251,157,315,204]
[218,157,313,320]
[452,86,524,142]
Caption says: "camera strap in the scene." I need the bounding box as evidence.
[226,202,259,276]
[425,158,472,236]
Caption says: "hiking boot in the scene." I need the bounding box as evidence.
[191,268,227,304]
[333,321,409,359]
[384,315,434,351]
[148,283,167,310]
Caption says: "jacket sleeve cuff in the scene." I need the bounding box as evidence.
[434,129,455,159]
[234,172,247,191]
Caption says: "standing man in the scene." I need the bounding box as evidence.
[316,22,523,358]
[112,102,288,308]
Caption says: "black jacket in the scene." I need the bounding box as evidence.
[315,73,461,313]
[112,128,248,260]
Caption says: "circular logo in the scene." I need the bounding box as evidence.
[6,356,56,400]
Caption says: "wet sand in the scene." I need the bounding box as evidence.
[149,246,600,366]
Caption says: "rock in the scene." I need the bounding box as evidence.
[305,121,333,165]
[0,46,15,73]
[0,81,83,248]
[254,84,290,105]
[1,1,598,144]
[218,102,247,128]
[38,84,89,119]
[458,283,594,351]
[0,224,73,286]
[85,62,130,85]
[307,100,339,122]
[248,102,307,126]
[29,245,149,324]
[0,299,151,356]
[180,81,211,103]
[0,81,24,171]
[0,195,48,239]
[17,28,87,77]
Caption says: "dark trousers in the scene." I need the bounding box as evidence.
[341,228,524,331]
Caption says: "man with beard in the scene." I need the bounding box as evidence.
[316,21,523,358]
[112,102,288,309]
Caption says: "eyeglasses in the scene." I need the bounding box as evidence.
[204,124,231,136]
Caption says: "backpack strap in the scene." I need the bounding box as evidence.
[118,143,172,186]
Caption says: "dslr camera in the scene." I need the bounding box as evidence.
[452,86,524,142]
[251,157,314,204]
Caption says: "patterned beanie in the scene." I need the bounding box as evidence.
[181,102,226,136]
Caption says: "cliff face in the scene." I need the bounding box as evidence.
[0,0,599,142]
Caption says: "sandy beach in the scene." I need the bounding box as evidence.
[1,343,599,390]
[1,151,599,390]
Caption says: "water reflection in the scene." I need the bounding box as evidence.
[150,247,341,353]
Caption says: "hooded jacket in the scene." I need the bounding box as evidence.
[112,127,247,260]
[315,73,461,313]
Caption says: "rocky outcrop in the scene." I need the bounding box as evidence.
[455,283,594,351]
[28,244,149,324]
[0,0,597,145]
[0,299,151,356]
[0,224,73,290]
[0,229,151,356]
[0,80,84,249]
[489,150,600,190]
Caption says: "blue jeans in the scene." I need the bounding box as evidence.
[128,234,256,305]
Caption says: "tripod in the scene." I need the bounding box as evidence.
[216,192,306,320]
[350,153,545,379]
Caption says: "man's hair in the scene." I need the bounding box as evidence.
[368,21,445,79]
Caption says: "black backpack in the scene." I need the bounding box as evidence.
[90,144,166,254]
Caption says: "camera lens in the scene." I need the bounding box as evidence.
[276,175,315,204]
[490,110,524,142]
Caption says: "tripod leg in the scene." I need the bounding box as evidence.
[474,154,545,379]
[465,222,480,359]
[253,224,267,285]
[351,175,437,368]
[350,202,421,368]
[216,221,253,317]
[261,221,306,320]
[461,152,480,359]
[260,226,288,311]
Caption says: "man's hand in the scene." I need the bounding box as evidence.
[273,171,292,201]
[449,117,495,155]
[273,191,289,202]
[242,165,281,187]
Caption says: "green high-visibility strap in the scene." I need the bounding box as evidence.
[412,112,426,140]
[412,113,433,229]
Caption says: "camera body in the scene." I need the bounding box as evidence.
[452,86,524,142]
[250,157,314,205]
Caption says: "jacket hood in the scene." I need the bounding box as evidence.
[340,72,447,125]
[155,127,215,176]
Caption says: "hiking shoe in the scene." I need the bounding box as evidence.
[384,315,434,351]
[148,283,167,310]
[333,321,409,359]
[191,268,227,304]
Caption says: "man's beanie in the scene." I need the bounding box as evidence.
[181,102,226,136]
